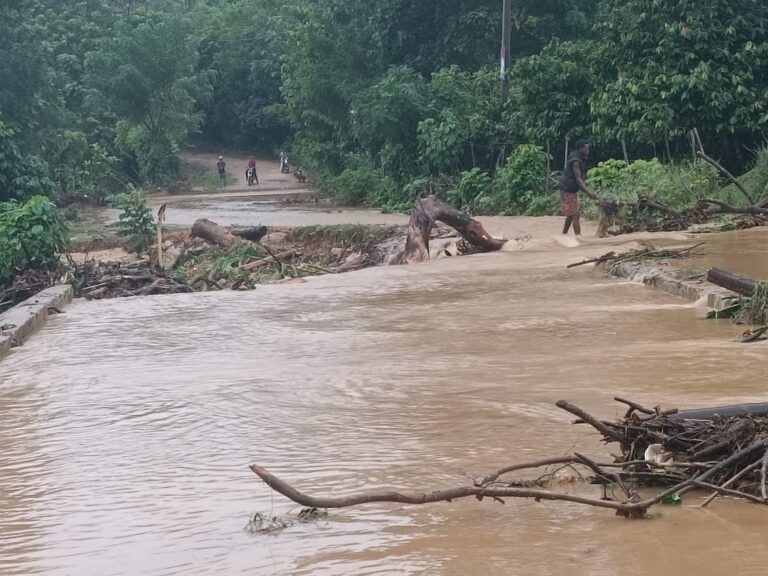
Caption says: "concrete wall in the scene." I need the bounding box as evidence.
[610,261,738,309]
[0,285,73,359]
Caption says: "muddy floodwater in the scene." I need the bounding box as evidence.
[2,223,768,575]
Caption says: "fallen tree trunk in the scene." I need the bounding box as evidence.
[192,219,268,248]
[192,218,236,248]
[706,267,757,296]
[404,197,506,264]
[700,198,768,216]
[672,402,768,421]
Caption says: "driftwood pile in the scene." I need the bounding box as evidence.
[250,398,768,519]
[595,399,768,505]
[603,130,768,235]
[68,259,194,299]
[0,268,62,312]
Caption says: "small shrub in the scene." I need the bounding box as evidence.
[0,196,69,284]
[584,159,626,193]
[448,168,492,211]
[494,144,550,213]
[332,166,395,206]
[109,186,155,255]
[525,193,560,216]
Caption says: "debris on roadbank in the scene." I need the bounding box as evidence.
[706,267,768,327]
[54,196,507,301]
[64,221,405,299]
[250,398,768,520]
[65,259,195,299]
[566,241,705,271]
[0,269,63,313]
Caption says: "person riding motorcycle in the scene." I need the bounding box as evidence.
[246,157,258,185]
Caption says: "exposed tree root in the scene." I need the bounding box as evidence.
[404,197,506,263]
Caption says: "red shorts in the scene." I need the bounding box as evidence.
[560,191,579,217]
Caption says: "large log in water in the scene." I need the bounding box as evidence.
[672,402,768,421]
[404,197,506,263]
[192,218,236,248]
[191,219,267,248]
[706,267,757,296]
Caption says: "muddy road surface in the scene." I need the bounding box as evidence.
[2,221,768,575]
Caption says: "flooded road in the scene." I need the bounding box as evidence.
[2,224,768,575]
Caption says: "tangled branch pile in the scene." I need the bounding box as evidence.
[250,398,768,520]
[0,268,62,312]
[575,399,768,503]
[66,260,194,299]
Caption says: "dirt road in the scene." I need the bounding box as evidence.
[172,151,313,201]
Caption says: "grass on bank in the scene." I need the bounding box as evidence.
[191,172,238,190]
[288,224,400,250]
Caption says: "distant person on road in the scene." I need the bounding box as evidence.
[217,156,226,190]
[559,140,597,236]
[246,157,259,184]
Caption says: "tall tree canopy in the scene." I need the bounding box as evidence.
[0,0,767,206]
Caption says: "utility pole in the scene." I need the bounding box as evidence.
[497,0,512,168]
[500,0,511,103]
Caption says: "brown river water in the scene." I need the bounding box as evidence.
[2,219,768,575]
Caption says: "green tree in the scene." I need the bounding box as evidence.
[507,40,596,144]
[0,121,54,202]
[87,7,213,183]
[281,1,375,172]
[351,66,430,176]
[196,0,289,152]
[591,0,768,155]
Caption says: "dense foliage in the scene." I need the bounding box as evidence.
[2,0,768,216]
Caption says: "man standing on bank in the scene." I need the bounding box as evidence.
[559,140,598,236]
[217,155,226,191]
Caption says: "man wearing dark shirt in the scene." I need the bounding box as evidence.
[217,156,226,190]
[558,140,597,236]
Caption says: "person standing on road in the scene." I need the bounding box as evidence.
[217,156,226,190]
[558,140,597,236]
